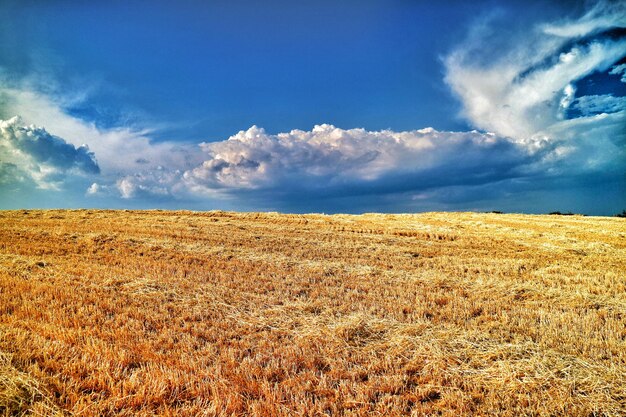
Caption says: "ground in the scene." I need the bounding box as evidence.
[0,210,624,416]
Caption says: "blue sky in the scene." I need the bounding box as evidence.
[0,0,625,214]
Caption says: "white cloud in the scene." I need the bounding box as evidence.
[445,39,626,140]
[443,0,625,189]
[0,84,200,175]
[85,182,114,197]
[609,63,626,82]
[0,116,99,190]
[1,79,205,202]
[541,1,626,38]
[180,124,536,198]
[116,167,182,199]
[540,110,626,172]
[573,94,626,115]
[86,182,101,195]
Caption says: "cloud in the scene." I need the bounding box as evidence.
[572,94,626,116]
[442,0,625,208]
[116,167,183,199]
[0,116,99,190]
[181,124,538,199]
[86,182,103,195]
[0,83,200,175]
[541,1,626,38]
[445,43,626,141]
[1,78,202,201]
[444,1,626,142]
[609,63,626,82]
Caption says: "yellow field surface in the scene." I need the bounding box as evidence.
[0,209,624,416]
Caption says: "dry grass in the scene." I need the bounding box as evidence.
[0,209,624,416]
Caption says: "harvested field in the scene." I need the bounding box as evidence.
[0,209,624,416]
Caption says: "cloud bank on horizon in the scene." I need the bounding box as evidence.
[0,1,624,213]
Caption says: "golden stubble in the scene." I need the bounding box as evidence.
[0,209,624,416]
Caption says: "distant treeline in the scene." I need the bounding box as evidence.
[486,210,626,217]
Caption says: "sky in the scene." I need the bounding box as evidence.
[0,0,625,214]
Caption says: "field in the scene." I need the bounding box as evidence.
[0,209,624,416]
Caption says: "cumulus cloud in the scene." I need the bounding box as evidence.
[1,80,202,202]
[86,182,103,195]
[116,166,183,199]
[181,124,536,198]
[0,116,99,190]
[0,84,200,175]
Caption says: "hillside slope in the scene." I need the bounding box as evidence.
[0,210,625,416]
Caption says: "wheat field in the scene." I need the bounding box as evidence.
[0,209,624,416]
